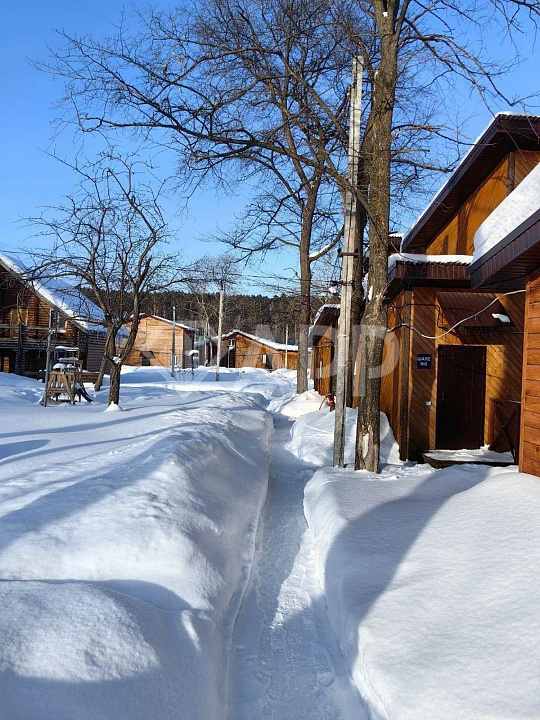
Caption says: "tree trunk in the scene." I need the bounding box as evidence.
[355,24,397,472]
[108,361,122,405]
[346,203,367,407]
[297,193,317,395]
[94,329,114,391]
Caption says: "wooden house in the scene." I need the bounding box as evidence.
[219,330,298,370]
[382,113,540,461]
[469,160,540,475]
[0,252,108,376]
[310,304,339,396]
[125,315,196,369]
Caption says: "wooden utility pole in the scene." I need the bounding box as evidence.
[285,324,289,369]
[170,305,176,377]
[333,57,363,467]
[216,281,224,381]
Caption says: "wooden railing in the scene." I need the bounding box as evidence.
[0,323,49,341]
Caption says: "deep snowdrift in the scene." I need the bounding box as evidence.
[304,462,540,720]
[288,407,401,466]
[0,369,273,719]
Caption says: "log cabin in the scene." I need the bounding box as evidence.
[382,113,540,461]
[0,252,108,375]
[125,315,196,369]
[469,160,540,476]
[219,330,298,370]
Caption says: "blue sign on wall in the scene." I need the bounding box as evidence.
[416,354,432,369]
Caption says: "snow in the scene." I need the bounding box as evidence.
[472,160,540,264]
[388,252,473,274]
[227,412,367,720]
[267,388,323,417]
[0,251,108,335]
[288,407,401,467]
[0,367,272,719]
[424,445,514,464]
[492,312,511,323]
[171,365,298,400]
[304,462,540,719]
[3,360,539,719]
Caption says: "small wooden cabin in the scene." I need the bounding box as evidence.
[382,113,540,461]
[125,315,196,369]
[0,252,108,375]
[220,330,298,370]
[310,304,339,396]
[469,161,540,475]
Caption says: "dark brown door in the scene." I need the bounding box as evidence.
[436,345,486,449]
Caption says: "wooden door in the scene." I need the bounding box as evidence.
[436,345,486,450]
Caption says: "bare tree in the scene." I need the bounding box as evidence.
[28,154,185,406]
[38,0,540,463]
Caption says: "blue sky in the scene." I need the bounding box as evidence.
[1,1,539,294]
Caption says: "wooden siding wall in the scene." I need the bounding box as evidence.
[386,287,524,459]
[381,292,410,458]
[229,333,298,370]
[125,316,192,368]
[520,273,540,475]
[427,151,540,256]
[312,323,335,396]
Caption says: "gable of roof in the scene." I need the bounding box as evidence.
[402,113,540,253]
[141,315,197,333]
[0,252,108,336]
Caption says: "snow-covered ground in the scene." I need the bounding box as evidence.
[0,367,273,719]
[304,461,540,719]
[288,402,401,467]
[2,365,539,720]
[227,411,366,720]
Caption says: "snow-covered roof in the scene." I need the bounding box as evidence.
[0,252,108,336]
[222,330,298,352]
[401,112,540,252]
[388,253,473,273]
[311,303,340,327]
[472,161,540,265]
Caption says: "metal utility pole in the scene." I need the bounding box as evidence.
[285,324,289,369]
[333,56,363,467]
[170,305,176,377]
[215,281,225,382]
[42,310,55,407]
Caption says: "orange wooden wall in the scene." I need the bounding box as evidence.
[383,287,524,459]
[230,333,298,370]
[520,273,540,475]
[428,151,540,256]
[125,316,192,368]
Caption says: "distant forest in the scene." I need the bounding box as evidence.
[143,292,327,344]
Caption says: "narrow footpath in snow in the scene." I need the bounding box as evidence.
[227,413,367,720]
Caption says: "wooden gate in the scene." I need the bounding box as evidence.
[436,345,486,450]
